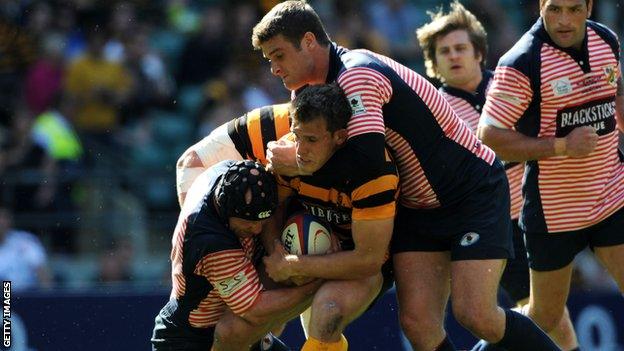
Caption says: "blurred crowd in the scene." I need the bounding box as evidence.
[0,0,622,291]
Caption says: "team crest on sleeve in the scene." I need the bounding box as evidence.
[347,94,367,116]
[551,77,573,97]
[604,65,618,87]
[215,271,248,297]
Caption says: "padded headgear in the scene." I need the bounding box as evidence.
[215,160,277,220]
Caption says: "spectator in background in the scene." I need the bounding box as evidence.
[103,1,136,63]
[24,33,66,115]
[462,0,520,65]
[0,14,37,126]
[176,5,228,86]
[95,236,134,284]
[32,94,83,253]
[24,1,53,43]
[124,25,175,119]
[365,0,424,67]
[0,106,55,215]
[0,205,52,292]
[64,25,132,155]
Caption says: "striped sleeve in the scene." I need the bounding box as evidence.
[481,66,533,129]
[337,67,393,138]
[195,249,262,316]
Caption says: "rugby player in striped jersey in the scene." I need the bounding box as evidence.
[479,0,624,348]
[252,2,560,351]
[152,160,321,351]
[417,2,578,350]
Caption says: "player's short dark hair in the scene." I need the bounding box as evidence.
[291,83,351,134]
[416,1,487,79]
[539,0,590,9]
[252,0,330,50]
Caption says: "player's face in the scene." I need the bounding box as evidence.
[292,117,346,174]
[434,30,482,89]
[541,0,592,49]
[229,217,266,238]
[260,34,315,91]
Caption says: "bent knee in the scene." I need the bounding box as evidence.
[214,319,235,344]
[311,299,345,337]
[454,310,502,341]
[529,308,564,333]
[399,309,444,337]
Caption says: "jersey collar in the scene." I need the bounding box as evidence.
[533,17,591,73]
[326,42,349,83]
[440,69,493,112]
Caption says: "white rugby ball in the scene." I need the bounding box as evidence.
[281,213,332,255]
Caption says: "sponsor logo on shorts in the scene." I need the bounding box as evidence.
[460,232,480,247]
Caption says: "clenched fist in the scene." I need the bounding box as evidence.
[564,126,599,158]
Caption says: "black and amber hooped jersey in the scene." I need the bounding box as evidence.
[226,103,291,165]
[277,149,399,241]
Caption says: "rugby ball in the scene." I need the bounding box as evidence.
[281,213,332,255]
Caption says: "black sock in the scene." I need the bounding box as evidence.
[495,310,560,351]
[434,336,457,351]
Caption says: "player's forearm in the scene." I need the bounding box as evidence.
[478,124,562,162]
[289,248,385,280]
[240,280,321,326]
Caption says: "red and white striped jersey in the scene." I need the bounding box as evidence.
[319,44,499,210]
[440,70,524,220]
[482,19,624,233]
[162,161,263,331]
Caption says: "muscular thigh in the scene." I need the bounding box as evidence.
[451,259,505,312]
[393,251,451,317]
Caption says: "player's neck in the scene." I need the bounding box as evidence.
[571,36,585,51]
[449,69,483,94]
[310,45,331,85]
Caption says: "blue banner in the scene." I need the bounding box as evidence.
[3,288,623,350]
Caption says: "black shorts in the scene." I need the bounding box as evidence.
[151,300,215,351]
[391,163,514,261]
[525,205,624,271]
[499,219,530,303]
